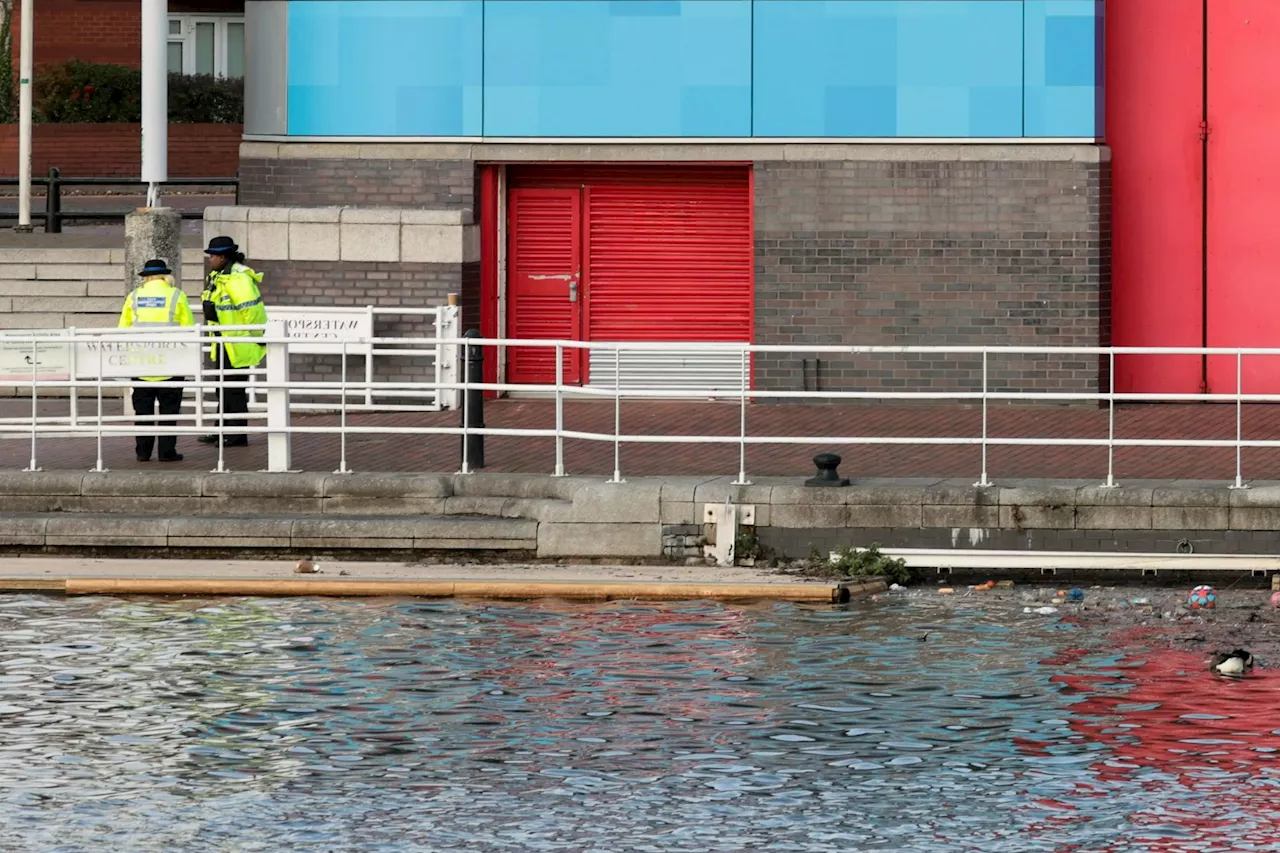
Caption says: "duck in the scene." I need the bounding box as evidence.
[1209,649,1254,676]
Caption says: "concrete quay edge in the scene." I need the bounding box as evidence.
[0,472,1278,560]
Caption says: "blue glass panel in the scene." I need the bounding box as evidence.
[753,0,1023,138]
[482,0,752,137]
[288,0,483,136]
[1024,0,1103,137]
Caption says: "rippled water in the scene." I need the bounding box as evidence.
[1,595,1278,852]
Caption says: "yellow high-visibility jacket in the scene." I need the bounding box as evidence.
[118,276,195,381]
[202,263,267,368]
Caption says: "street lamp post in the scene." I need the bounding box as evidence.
[140,0,166,207]
[15,0,34,232]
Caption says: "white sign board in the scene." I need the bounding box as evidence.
[73,335,201,379]
[268,307,372,355]
[0,332,72,382]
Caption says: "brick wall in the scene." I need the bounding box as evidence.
[752,158,1111,397]
[11,0,244,69]
[253,259,472,387]
[0,124,242,178]
[239,158,476,210]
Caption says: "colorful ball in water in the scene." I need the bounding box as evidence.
[1270,591,1280,609]
[1068,587,1085,602]
[1188,584,1216,609]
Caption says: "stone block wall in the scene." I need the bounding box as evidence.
[203,205,479,387]
[752,152,1111,398]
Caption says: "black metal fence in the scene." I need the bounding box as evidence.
[0,168,239,233]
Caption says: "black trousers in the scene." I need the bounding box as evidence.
[212,349,249,440]
[132,382,184,460]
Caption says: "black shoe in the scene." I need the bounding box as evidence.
[158,454,184,462]
[197,435,248,447]
[136,456,152,463]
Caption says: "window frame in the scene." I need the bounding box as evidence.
[167,14,245,79]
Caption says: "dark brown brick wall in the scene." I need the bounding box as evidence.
[256,260,472,387]
[239,158,476,210]
[753,157,1111,398]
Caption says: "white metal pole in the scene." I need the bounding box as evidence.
[16,0,34,231]
[140,0,167,207]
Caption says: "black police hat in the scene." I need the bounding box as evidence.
[204,235,240,256]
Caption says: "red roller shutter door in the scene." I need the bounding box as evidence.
[506,165,753,390]
[506,188,583,385]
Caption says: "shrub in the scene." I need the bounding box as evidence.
[0,5,13,122]
[808,543,914,586]
[32,60,242,124]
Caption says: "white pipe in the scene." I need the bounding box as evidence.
[880,548,1280,573]
[140,0,167,205]
[16,0,33,230]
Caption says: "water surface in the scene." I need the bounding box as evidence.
[0,595,1276,852]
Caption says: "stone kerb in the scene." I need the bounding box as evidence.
[203,206,480,265]
[0,472,1272,558]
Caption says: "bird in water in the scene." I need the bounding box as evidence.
[1209,649,1254,676]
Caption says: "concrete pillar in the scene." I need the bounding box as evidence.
[122,207,183,419]
[124,207,182,293]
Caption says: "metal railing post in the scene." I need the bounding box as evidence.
[608,347,625,484]
[212,345,228,474]
[458,329,484,473]
[265,339,293,473]
[335,340,351,474]
[1232,349,1248,490]
[91,339,107,473]
[553,342,566,477]
[1101,349,1119,488]
[732,347,750,485]
[23,338,40,471]
[46,168,62,234]
[974,349,991,488]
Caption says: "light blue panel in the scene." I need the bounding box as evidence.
[288,0,483,136]
[754,0,1023,138]
[483,0,752,137]
[1024,0,1103,137]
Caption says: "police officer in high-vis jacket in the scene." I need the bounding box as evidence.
[118,259,196,462]
[199,236,267,447]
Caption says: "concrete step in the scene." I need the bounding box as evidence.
[0,513,538,551]
[0,248,204,264]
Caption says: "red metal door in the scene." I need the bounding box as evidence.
[1107,0,1205,394]
[1206,0,1280,395]
[583,172,753,347]
[505,188,582,385]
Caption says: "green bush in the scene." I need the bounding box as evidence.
[808,543,915,586]
[0,4,14,122]
[32,60,242,124]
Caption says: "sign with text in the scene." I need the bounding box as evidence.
[268,307,373,355]
[73,334,201,379]
[0,331,72,382]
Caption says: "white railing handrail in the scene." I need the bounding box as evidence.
[1,325,1276,486]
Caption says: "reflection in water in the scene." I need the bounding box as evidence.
[0,595,1275,851]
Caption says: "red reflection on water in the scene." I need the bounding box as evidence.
[1020,642,1280,851]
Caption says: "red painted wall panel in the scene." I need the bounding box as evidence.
[1107,0,1204,394]
[1205,0,1280,395]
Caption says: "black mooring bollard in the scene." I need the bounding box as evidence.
[460,329,485,469]
[805,452,849,487]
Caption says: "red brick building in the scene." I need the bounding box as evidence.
[5,0,245,178]
[11,0,245,73]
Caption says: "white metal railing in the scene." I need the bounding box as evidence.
[240,303,462,413]
[0,331,1276,486]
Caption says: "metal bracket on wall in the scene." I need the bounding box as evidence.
[703,500,756,567]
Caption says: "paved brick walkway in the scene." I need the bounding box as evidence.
[2,398,1280,483]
